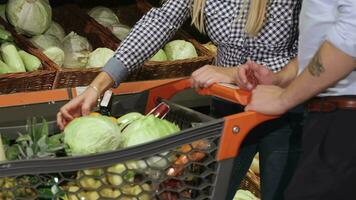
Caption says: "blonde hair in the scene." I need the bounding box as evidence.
[191,0,268,37]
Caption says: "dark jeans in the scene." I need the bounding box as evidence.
[284,109,356,200]
[210,98,304,200]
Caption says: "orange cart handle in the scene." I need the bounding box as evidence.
[146,78,279,161]
[145,78,251,113]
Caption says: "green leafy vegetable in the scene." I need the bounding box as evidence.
[121,114,180,148]
[64,115,121,156]
[44,21,65,41]
[87,48,114,68]
[164,40,198,61]
[149,49,168,62]
[6,0,52,36]
[62,32,92,68]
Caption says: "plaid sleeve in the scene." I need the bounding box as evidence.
[104,0,192,84]
[289,0,301,59]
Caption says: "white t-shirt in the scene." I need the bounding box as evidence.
[298,0,356,96]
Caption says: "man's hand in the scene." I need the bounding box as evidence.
[235,61,277,90]
[245,85,290,115]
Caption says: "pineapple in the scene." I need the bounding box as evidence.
[12,117,64,160]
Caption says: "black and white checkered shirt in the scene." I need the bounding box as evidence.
[103,0,301,85]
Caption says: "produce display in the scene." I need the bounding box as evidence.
[0,1,116,69]
[88,6,132,41]
[6,0,52,36]
[0,27,42,74]
[149,40,198,62]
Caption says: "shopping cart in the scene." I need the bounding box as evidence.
[0,78,276,200]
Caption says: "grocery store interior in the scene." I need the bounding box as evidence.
[2,0,352,200]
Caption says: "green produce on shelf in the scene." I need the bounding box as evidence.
[43,46,65,67]
[1,42,26,73]
[88,6,120,27]
[0,26,12,42]
[149,49,168,62]
[87,47,115,68]
[30,34,63,51]
[45,21,66,41]
[18,50,42,72]
[62,31,92,68]
[0,59,15,74]
[88,6,132,41]
[164,40,198,61]
[6,0,52,36]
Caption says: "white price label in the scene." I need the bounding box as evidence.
[100,90,113,107]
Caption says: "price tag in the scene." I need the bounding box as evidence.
[100,90,113,107]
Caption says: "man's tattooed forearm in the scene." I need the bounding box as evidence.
[308,49,325,77]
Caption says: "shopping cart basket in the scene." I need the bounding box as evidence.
[0,78,276,200]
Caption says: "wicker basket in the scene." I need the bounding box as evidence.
[51,4,135,89]
[0,18,57,94]
[85,1,214,81]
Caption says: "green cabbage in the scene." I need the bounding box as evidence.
[87,47,114,68]
[43,46,65,67]
[44,21,66,41]
[29,34,63,50]
[164,40,198,61]
[62,31,92,68]
[121,115,180,148]
[149,49,168,62]
[116,112,143,131]
[111,24,131,41]
[88,6,119,27]
[6,0,52,36]
[64,116,121,156]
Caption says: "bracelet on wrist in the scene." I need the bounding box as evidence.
[88,85,102,103]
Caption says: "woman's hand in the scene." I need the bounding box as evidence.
[57,87,99,130]
[57,72,114,130]
[190,65,238,89]
[235,61,277,90]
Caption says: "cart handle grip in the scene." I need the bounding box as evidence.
[146,78,279,161]
[146,78,251,113]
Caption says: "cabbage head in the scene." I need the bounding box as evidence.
[43,46,65,67]
[149,49,167,62]
[87,48,114,68]
[44,21,66,41]
[111,24,131,41]
[117,112,143,131]
[64,116,121,156]
[88,6,119,27]
[164,40,198,61]
[62,32,92,68]
[30,34,62,50]
[121,115,180,148]
[6,0,52,36]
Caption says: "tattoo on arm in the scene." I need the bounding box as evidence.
[308,49,325,77]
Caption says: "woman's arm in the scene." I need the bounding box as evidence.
[57,0,193,129]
